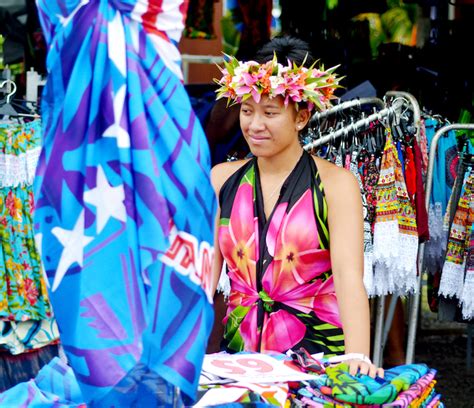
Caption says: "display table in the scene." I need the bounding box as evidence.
[0,352,444,407]
[195,351,444,407]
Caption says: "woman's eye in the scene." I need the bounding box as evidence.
[265,111,277,116]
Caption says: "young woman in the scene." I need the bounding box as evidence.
[210,36,384,378]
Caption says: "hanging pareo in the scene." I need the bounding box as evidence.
[34,0,216,405]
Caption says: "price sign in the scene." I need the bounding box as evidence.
[201,353,316,384]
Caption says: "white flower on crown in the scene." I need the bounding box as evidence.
[269,75,285,88]
[233,65,246,77]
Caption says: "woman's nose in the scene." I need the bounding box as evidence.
[248,114,265,131]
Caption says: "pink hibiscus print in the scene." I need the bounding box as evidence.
[264,190,341,325]
[251,189,341,352]
[221,183,341,353]
[219,178,260,315]
[6,191,21,219]
[24,278,38,306]
[28,191,35,213]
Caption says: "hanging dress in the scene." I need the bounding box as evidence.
[372,129,418,295]
[0,118,60,356]
[34,0,216,405]
[0,119,51,322]
[218,151,344,356]
[439,169,474,300]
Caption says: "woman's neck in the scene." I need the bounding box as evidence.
[257,143,304,176]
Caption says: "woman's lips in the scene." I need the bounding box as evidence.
[249,135,269,144]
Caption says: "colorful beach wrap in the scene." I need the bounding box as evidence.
[295,363,443,407]
[33,0,216,404]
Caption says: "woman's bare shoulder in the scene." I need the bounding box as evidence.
[211,159,252,194]
[312,156,360,199]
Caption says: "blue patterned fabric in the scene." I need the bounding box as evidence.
[34,0,216,404]
[0,357,85,407]
[424,118,458,214]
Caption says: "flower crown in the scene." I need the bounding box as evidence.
[214,53,343,111]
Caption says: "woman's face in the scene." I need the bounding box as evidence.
[239,95,310,158]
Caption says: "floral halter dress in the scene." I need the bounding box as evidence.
[218,151,344,355]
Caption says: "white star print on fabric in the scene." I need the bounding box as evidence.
[103,85,130,148]
[83,165,127,234]
[51,210,94,292]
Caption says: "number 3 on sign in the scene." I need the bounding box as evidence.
[211,357,274,376]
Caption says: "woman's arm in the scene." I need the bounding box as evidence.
[209,160,250,292]
[322,161,384,378]
[207,161,248,354]
[210,165,225,293]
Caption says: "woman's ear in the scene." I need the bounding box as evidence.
[295,108,311,131]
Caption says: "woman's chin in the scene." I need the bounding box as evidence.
[248,146,273,157]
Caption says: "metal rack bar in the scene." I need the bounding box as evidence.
[303,103,403,151]
[372,297,386,367]
[310,97,385,124]
[382,295,399,350]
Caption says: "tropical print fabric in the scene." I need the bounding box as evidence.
[295,363,443,407]
[34,0,216,404]
[0,357,86,407]
[0,317,59,355]
[218,151,344,356]
[0,184,51,322]
[0,119,52,322]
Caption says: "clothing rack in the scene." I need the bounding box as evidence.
[303,92,425,367]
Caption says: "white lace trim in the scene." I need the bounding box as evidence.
[372,220,418,295]
[364,251,374,296]
[216,261,230,298]
[439,260,465,299]
[373,220,400,263]
[460,273,474,320]
[0,147,41,188]
[373,262,395,296]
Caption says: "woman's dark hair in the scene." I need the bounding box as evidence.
[254,35,315,67]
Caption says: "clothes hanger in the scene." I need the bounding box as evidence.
[0,79,39,118]
[0,80,18,117]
